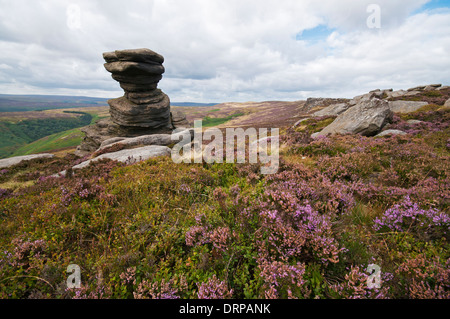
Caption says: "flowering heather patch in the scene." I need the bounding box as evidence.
[0,106,449,299]
[396,255,450,299]
[374,196,450,240]
[329,265,391,299]
[197,274,233,299]
[133,276,188,299]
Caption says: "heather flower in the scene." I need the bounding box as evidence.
[374,196,450,240]
[197,275,233,299]
[133,276,187,299]
[258,260,306,299]
[329,265,390,299]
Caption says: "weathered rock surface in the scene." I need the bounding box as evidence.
[0,154,55,169]
[445,98,450,108]
[312,103,350,117]
[376,129,407,137]
[312,98,393,138]
[58,145,171,177]
[301,98,349,113]
[98,129,194,151]
[388,101,428,113]
[171,110,190,129]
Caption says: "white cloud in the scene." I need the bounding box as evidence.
[0,0,449,102]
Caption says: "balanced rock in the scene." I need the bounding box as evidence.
[76,48,190,156]
[103,48,171,129]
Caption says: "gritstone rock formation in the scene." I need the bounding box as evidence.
[76,48,189,157]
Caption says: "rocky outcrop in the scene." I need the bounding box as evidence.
[312,98,393,138]
[75,48,190,157]
[0,154,55,169]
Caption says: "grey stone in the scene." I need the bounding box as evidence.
[407,86,426,92]
[388,101,428,113]
[312,98,393,138]
[312,103,350,117]
[171,110,190,128]
[302,98,349,113]
[406,119,423,125]
[437,86,450,91]
[98,129,194,152]
[386,90,408,99]
[376,129,407,137]
[424,84,441,91]
[444,98,450,108]
[0,154,55,169]
[58,145,171,177]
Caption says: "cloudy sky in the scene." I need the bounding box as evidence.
[0,0,450,102]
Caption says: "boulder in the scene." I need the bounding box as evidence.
[376,129,407,137]
[444,98,450,108]
[406,120,423,125]
[57,145,171,177]
[407,86,426,92]
[388,101,428,113]
[311,98,393,138]
[98,129,194,152]
[312,103,350,117]
[0,154,55,169]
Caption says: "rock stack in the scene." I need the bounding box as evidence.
[103,48,171,129]
[75,48,189,157]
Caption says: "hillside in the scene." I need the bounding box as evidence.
[0,106,110,159]
[0,86,449,300]
[0,94,108,112]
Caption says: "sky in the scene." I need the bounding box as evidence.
[0,0,450,103]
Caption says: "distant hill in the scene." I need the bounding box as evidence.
[0,94,109,112]
[170,102,219,107]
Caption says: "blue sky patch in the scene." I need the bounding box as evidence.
[415,0,450,13]
[296,24,336,43]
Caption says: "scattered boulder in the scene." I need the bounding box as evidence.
[388,101,428,113]
[406,119,423,125]
[0,154,55,169]
[376,129,407,137]
[56,145,171,177]
[312,98,393,138]
[445,98,450,108]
